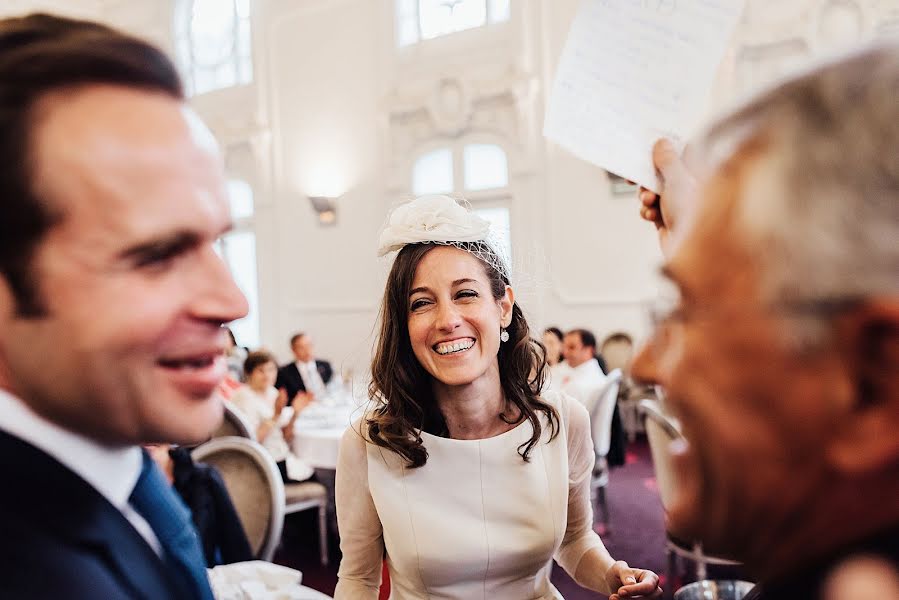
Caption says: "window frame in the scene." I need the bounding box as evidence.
[396,0,511,48]
[174,0,254,96]
[409,138,515,264]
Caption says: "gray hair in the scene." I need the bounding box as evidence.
[697,43,899,343]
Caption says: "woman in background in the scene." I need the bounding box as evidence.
[543,326,565,366]
[230,350,315,483]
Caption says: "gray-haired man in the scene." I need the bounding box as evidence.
[633,43,899,599]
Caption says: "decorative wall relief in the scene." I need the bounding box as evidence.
[385,68,538,191]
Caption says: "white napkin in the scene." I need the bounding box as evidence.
[208,561,315,599]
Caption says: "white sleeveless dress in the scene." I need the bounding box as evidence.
[334,391,606,599]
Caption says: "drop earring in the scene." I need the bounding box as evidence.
[500,328,510,343]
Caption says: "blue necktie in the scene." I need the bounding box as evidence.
[129,451,214,600]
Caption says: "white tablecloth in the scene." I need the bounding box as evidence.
[291,401,361,470]
[292,425,347,470]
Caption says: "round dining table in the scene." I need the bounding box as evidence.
[291,399,363,470]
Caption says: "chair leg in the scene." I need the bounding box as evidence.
[597,486,610,534]
[666,547,677,600]
[318,502,329,566]
[693,542,707,580]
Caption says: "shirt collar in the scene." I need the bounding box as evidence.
[0,388,142,512]
[571,359,601,376]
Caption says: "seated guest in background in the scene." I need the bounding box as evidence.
[276,332,334,400]
[543,326,565,366]
[600,332,634,374]
[335,194,661,599]
[0,14,247,598]
[146,444,253,567]
[231,351,315,483]
[224,327,249,383]
[557,328,608,411]
[633,44,899,600]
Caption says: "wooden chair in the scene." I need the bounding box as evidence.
[590,368,623,532]
[192,437,284,561]
[210,401,256,441]
[639,399,741,595]
[284,479,330,566]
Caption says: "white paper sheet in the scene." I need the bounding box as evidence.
[544,0,745,191]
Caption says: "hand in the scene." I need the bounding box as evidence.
[638,138,698,256]
[274,387,289,416]
[605,561,662,600]
[291,391,314,414]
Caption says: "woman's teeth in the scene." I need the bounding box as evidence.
[434,339,475,355]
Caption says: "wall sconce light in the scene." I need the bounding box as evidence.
[308,196,338,226]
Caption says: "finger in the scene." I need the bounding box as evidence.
[639,190,659,206]
[618,571,661,596]
[641,207,659,222]
[652,138,686,181]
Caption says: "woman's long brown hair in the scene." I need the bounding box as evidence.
[366,242,558,468]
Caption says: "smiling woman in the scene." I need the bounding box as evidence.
[333,195,662,600]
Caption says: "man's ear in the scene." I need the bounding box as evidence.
[825,299,899,474]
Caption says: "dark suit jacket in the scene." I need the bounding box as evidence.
[0,430,196,599]
[275,359,333,400]
[169,447,252,567]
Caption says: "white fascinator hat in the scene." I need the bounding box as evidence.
[377,194,511,282]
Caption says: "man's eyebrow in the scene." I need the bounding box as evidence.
[118,230,203,264]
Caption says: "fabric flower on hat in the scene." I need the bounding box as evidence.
[377,195,491,257]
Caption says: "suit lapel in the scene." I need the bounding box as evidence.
[0,431,185,599]
[291,363,306,392]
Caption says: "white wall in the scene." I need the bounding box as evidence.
[4,0,896,378]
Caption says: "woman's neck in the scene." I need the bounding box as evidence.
[432,365,517,439]
[248,381,268,394]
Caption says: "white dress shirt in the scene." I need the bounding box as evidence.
[0,388,162,555]
[557,359,607,413]
[296,359,326,397]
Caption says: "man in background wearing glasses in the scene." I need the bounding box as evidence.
[632,44,899,599]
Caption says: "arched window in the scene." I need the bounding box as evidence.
[217,179,259,348]
[396,0,511,47]
[175,0,253,95]
[411,142,512,260]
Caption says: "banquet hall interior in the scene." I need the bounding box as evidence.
[3,0,896,598]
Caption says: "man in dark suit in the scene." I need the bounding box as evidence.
[0,14,248,599]
[276,332,334,400]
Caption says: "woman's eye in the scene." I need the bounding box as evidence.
[410,298,431,311]
[456,290,478,300]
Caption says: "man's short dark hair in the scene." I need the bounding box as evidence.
[567,328,597,351]
[243,350,276,376]
[290,333,306,348]
[0,13,183,316]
